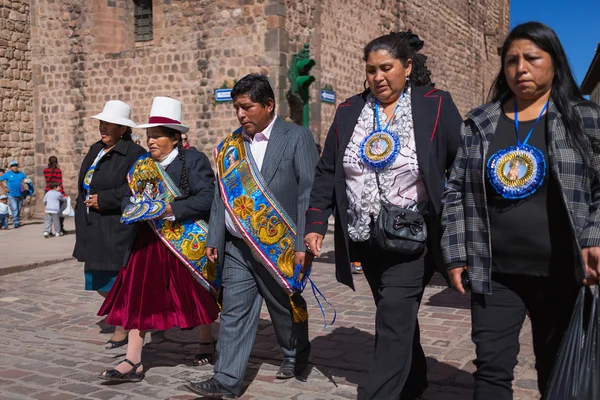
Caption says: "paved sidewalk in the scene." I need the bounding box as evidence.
[0,218,76,275]
[0,229,541,400]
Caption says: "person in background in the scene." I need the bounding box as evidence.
[442,22,600,399]
[43,181,66,238]
[44,156,67,234]
[0,168,7,196]
[180,132,197,151]
[0,194,9,230]
[304,30,463,400]
[73,100,145,350]
[0,161,27,228]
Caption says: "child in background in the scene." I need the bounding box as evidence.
[43,182,65,238]
[0,194,8,229]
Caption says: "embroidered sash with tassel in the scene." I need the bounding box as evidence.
[122,153,222,299]
[215,129,311,322]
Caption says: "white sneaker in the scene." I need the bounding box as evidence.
[43,232,50,238]
[54,233,60,237]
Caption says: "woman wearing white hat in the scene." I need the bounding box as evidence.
[98,97,219,382]
[73,100,146,350]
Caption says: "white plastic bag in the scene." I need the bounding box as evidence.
[61,196,75,218]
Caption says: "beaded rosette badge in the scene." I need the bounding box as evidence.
[358,93,404,171]
[487,100,549,200]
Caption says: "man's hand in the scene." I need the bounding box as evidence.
[294,251,314,273]
[304,232,324,257]
[206,247,218,263]
[582,247,600,286]
[449,266,468,295]
[84,194,99,210]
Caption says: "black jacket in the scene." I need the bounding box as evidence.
[121,148,215,266]
[73,139,146,272]
[305,85,463,289]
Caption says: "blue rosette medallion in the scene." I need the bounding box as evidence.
[359,94,405,171]
[487,99,549,200]
[359,130,401,170]
[487,144,546,199]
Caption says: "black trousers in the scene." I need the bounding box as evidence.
[356,241,434,400]
[471,274,579,400]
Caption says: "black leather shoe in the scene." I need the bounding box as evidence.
[276,357,308,379]
[185,378,237,399]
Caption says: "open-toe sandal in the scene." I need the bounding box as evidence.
[105,336,128,350]
[99,358,145,382]
[193,340,217,366]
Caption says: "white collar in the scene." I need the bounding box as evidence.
[159,148,179,168]
[244,115,277,141]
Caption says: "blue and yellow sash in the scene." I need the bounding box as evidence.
[216,130,310,321]
[126,153,221,299]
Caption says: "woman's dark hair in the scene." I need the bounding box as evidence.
[121,127,133,141]
[158,126,189,197]
[231,73,276,112]
[363,30,434,87]
[48,156,58,169]
[490,22,595,169]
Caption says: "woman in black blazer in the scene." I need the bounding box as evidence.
[304,31,463,400]
[73,100,145,349]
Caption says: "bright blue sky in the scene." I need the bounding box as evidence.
[510,2,599,85]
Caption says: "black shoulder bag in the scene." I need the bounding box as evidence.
[371,173,427,255]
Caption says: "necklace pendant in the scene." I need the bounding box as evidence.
[487,144,546,199]
[358,130,400,170]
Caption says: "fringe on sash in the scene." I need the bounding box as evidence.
[290,296,308,322]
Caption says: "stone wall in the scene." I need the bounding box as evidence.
[0,0,33,213]
[4,0,510,217]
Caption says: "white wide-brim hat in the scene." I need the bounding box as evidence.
[137,96,189,134]
[91,100,137,128]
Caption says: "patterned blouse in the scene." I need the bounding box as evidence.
[343,87,427,242]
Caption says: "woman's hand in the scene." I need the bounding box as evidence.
[84,194,99,210]
[449,266,468,295]
[161,204,174,219]
[304,232,324,257]
[582,247,600,286]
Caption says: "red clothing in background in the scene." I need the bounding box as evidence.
[43,167,65,195]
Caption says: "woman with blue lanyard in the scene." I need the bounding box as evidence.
[73,100,145,350]
[442,22,600,399]
[304,31,463,399]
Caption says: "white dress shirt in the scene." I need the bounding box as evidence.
[225,115,277,238]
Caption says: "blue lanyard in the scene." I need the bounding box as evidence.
[374,91,405,132]
[514,99,549,147]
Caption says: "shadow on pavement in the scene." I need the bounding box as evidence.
[426,287,471,310]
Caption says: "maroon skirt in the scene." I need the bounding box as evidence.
[98,225,219,331]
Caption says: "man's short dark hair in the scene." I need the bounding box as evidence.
[0,168,4,173]
[231,74,276,110]
[50,181,60,189]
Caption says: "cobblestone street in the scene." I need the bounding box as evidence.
[0,224,541,399]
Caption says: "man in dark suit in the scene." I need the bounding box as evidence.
[186,74,318,399]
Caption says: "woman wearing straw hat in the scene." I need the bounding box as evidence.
[73,100,146,349]
[98,97,219,382]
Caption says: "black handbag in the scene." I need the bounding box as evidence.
[371,173,427,255]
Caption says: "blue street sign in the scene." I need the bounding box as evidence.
[215,88,233,102]
[321,89,336,104]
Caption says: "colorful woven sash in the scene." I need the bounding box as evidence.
[126,153,221,298]
[216,130,310,321]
